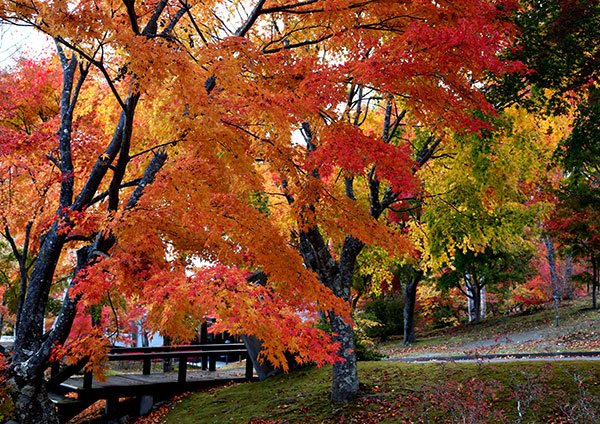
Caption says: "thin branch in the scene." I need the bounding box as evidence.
[129,136,185,160]
[181,0,208,46]
[220,119,274,146]
[260,0,318,14]
[89,178,142,206]
[263,33,333,54]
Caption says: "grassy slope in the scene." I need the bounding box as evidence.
[162,361,600,423]
[377,297,600,358]
[159,298,600,424]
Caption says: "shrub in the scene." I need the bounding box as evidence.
[362,293,404,340]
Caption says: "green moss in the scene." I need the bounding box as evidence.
[164,360,600,423]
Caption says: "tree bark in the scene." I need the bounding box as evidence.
[593,256,598,309]
[465,273,481,323]
[403,268,422,345]
[328,236,362,403]
[163,335,173,373]
[8,373,58,424]
[328,310,358,403]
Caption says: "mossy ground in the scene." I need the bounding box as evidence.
[160,360,600,423]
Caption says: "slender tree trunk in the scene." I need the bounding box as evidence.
[473,285,481,324]
[403,269,422,345]
[163,335,173,372]
[593,257,598,309]
[480,285,486,320]
[544,235,562,324]
[465,273,481,323]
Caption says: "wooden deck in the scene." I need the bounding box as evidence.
[61,367,253,398]
[50,343,257,422]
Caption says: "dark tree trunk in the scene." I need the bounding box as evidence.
[472,285,481,324]
[403,268,422,345]
[298,226,362,403]
[593,257,598,309]
[163,335,173,373]
[294,102,439,404]
[544,236,563,325]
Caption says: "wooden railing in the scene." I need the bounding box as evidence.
[49,343,254,391]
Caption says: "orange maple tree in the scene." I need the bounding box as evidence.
[0,1,522,422]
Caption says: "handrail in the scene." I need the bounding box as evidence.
[109,343,245,353]
[78,343,253,389]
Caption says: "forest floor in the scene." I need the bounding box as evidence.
[69,296,600,424]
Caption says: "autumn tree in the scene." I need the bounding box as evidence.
[415,107,562,323]
[0,1,522,421]
[492,0,600,312]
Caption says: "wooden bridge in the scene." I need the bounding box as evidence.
[49,343,256,423]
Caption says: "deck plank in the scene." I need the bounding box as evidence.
[63,368,248,390]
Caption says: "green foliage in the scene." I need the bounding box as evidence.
[362,293,404,340]
[430,303,462,330]
[416,107,550,274]
[437,247,536,295]
[489,0,600,112]
[248,191,270,216]
[316,315,383,361]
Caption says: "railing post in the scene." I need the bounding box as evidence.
[178,356,187,383]
[83,370,93,390]
[245,353,253,380]
[143,358,151,375]
[202,352,208,370]
[209,353,216,372]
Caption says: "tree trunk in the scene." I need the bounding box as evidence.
[299,228,362,403]
[480,285,486,320]
[465,273,481,323]
[472,286,481,323]
[403,269,422,346]
[328,310,358,403]
[8,374,59,424]
[593,257,598,309]
[163,335,173,373]
[328,236,362,403]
